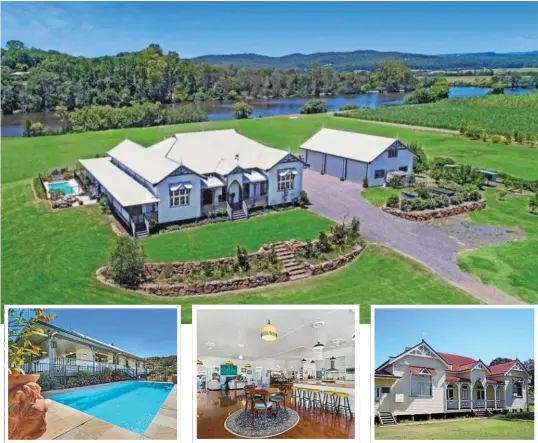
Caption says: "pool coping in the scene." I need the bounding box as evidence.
[38,383,178,440]
[44,178,81,199]
[43,380,173,397]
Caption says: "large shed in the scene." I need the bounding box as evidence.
[300,128,415,187]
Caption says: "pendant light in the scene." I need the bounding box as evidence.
[310,360,315,364]
[197,359,203,365]
[313,327,325,350]
[260,320,278,341]
[301,349,306,363]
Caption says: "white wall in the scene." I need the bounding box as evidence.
[156,173,202,223]
[367,145,415,187]
[266,160,304,206]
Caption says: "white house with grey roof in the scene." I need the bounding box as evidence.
[300,128,415,187]
[79,129,305,237]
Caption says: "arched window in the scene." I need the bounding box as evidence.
[461,385,470,400]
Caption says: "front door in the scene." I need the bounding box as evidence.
[227,180,242,207]
[130,205,144,225]
[376,386,392,412]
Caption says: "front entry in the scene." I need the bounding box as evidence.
[227,180,242,207]
[130,205,144,225]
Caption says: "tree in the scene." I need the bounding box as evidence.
[523,359,534,390]
[489,357,513,367]
[233,101,253,119]
[374,60,412,93]
[409,142,429,174]
[54,105,71,133]
[107,236,146,287]
[300,99,327,114]
[6,40,25,51]
[489,83,505,95]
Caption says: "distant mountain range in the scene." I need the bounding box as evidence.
[191,50,538,71]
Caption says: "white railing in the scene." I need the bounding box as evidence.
[242,200,249,218]
[130,219,137,236]
[474,400,486,409]
[497,400,505,408]
[226,201,232,219]
[460,400,472,409]
[446,400,458,410]
[486,400,496,408]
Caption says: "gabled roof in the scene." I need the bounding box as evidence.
[376,340,452,372]
[107,139,181,184]
[155,129,302,176]
[438,352,477,371]
[299,128,406,164]
[489,359,530,377]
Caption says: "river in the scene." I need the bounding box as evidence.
[1,87,532,137]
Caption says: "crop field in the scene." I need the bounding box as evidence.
[343,92,538,137]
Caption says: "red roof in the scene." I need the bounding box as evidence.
[438,352,477,371]
[489,360,515,375]
[410,366,437,375]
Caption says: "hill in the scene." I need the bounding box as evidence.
[191,50,538,71]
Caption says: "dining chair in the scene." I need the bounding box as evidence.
[250,389,273,426]
[269,385,287,413]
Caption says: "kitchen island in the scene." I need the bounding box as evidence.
[292,380,356,413]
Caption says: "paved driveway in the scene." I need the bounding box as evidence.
[303,170,524,305]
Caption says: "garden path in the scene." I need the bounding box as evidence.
[303,170,524,305]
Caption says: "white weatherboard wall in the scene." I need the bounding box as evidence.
[505,367,529,409]
[267,161,304,206]
[367,147,414,187]
[386,355,447,416]
[156,174,202,223]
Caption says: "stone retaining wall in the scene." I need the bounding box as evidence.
[382,200,486,222]
[96,242,366,297]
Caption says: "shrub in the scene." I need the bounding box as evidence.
[415,183,431,199]
[317,232,332,253]
[167,103,207,124]
[435,195,451,208]
[409,142,429,174]
[299,190,310,208]
[386,195,400,208]
[347,216,360,239]
[36,373,62,391]
[432,157,455,168]
[108,236,146,287]
[303,240,319,259]
[330,223,347,245]
[491,135,502,143]
[407,173,416,185]
[340,103,359,111]
[99,195,111,214]
[450,193,465,205]
[236,245,249,270]
[386,175,404,188]
[463,186,482,202]
[461,122,485,140]
[300,99,327,114]
[362,177,369,188]
[401,199,414,212]
[498,190,507,201]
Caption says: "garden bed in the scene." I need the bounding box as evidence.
[97,236,366,297]
[383,200,486,221]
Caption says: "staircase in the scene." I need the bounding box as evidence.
[474,410,493,418]
[232,208,247,221]
[134,223,149,239]
[273,242,311,281]
[379,412,398,426]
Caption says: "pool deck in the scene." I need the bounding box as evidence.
[38,385,178,440]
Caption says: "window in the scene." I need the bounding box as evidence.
[461,386,470,400]
[243,183,250,199]
[399,166,408,172]
[260,181,268,196]
[375,387,381,401]
[447,387,455,400]
[170,187,190,207]
[277,173,294,191]
[374,169,385,179]
[381,387,391,394]
[410,374,432,397]
[513,382,523,397]
[388,149,398,158]
[476,387,485,400]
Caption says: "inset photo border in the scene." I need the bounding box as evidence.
[5,305,180,441]
[193,304,359,442]
[370,305,536,441]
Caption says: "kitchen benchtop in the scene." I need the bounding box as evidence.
[293,381,355,390]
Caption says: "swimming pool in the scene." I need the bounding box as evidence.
[48,382,174,434]
[47,180,75,196]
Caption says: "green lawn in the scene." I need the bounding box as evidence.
[361,188,401,207]
[375,418,534,440]
[458,190,538,303]
[1,181,475,323]
[3,114,538,183]
[142,210,332,262]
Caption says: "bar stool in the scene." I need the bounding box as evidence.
[291,386,300,405]
[323,391,336,412]
[334,392,353,419]
[299,387,311,408]
[310,389,323,409]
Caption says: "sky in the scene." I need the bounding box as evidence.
[374,308,534,367]
[2,2,537,58]
[11,308,178,358]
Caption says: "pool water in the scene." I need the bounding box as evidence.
[48,382,174,434]
[48,181,74,196]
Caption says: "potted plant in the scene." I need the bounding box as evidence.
[8,308,55,440]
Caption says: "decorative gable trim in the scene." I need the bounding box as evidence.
[155,164,203,185]
[376,340,452,372]
[268,152,307,170]
[507,359,530,376]
[228,166,246,175]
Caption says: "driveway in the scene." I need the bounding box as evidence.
[303,170,524,305]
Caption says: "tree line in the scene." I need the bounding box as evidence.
[1,40,418,115]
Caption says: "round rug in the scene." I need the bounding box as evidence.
[224,407,300,439]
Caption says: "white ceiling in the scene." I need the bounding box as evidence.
[197,308,356,361]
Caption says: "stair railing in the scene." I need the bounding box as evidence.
[242,200,249,219]
[226,201,232,220]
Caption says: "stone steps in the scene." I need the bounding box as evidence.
[273,242,311,281]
